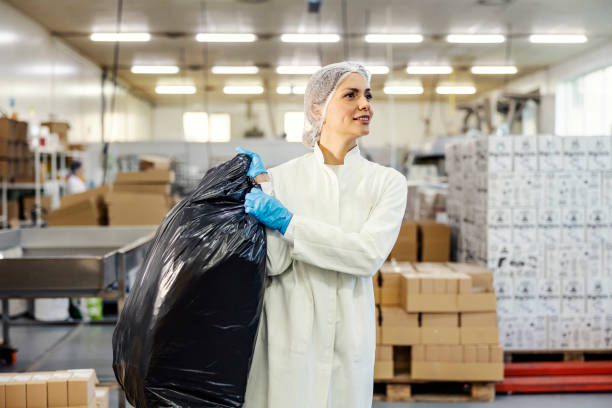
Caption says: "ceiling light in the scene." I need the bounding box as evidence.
[277,85,307,94]
[280,34,340,43]
[436,85,476,95]
[195,33,257,42]
[276,65,321,75]
[365,65,390,75]
[471,65,517,75]
[529,34,588,44]
[212,66,259,74]
[364,34,423,43]
[131,65,179,74]
[446,34,505,44]
[406,65,453,75]
[155,85,196,94]
[383,83,424,95]
[223,85,264,94]
[90,33,151,42]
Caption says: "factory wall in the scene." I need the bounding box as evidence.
[0,1,152,143]
[152,99,464,149]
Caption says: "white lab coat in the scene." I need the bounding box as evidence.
[243,143,407,408]
[66,174,86,195]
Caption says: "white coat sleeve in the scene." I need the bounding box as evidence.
[289,172,407,277]
[260,180,293,276]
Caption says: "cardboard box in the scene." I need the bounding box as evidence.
[68,371,95,406]
[463,345,477,363]
[488,136,513,173]
[417,221,451,262]
[538,135,563,172]
[460,312,497,327]
[112,183,171,195]
[411,362,504,381]
[489,345,503,363]
[6,375,29,408]
[0,376,9,408]
[389,222,418,261]
[139,155,171,171]
[421,313,459,328]
[115,170,175,185]
[374,345,394,380]
[449,345,463,363]
[41,121,70,147]
[26,375,49,408]
[411,344,425,362]
[513,135,538,173]
[420,327,460,344]
[48,373,70,407]
[95,387,110,408]
[106,192,169,226]
[476,345,490,362]
[380,307,419,345]
[47,198,99,226]
[379,266,402,306]
[0,200,19,220]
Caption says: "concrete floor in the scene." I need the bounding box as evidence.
[1,321,611,407]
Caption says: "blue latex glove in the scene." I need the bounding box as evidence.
[236,147,267,178]
[245,188,293,235]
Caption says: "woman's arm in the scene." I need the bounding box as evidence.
[287,173,407,277]
[255,173,293,276]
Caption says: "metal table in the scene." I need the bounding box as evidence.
[0,226,155,366]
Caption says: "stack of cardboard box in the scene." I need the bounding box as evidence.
[373,262,503,382]
[47,185,111,226]
[0,118,32,182]
[41,121,70,149]
[0,369,108,408]
[388,221,452,262]
[107,169,174,225]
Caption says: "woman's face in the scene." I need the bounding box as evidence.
[320,72,373,141]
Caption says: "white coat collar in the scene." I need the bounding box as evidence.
[313,142,361,167]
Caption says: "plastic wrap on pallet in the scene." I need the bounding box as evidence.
[112,154,267,407]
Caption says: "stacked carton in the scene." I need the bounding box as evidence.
[446,135,612,350]
[374,262,503,382]
[389,221,451,262]
[108,169,174,225]
[0,369,107,408]
[41,121,70,149]
[0,118,33,181]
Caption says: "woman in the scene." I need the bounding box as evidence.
[240,62,407,408]
[66,160,87,195]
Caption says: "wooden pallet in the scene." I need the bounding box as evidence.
[504,350,612,363]
[374,374,496,402]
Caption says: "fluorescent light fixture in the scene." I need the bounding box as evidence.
[365,65,390,75]
[195,33,257,42]
[471,65,518,75]
[211,66,259,74]
[276,65,321,75]
[131,65,179,74]
[529,34,587,44]
[155,85,196,94]
[364,34,423,43]
[223,85,264,94]
[383,84,424,95]
[280,34,340,43]
[436,85,476,95]
[90,32,151,42]
[276,85,307,94]
[446,34,505,44]
[407,65,453,75]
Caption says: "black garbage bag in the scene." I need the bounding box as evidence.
[113,154,266,407]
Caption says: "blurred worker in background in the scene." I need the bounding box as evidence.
[239,62,408,408]
[66,160,86,195]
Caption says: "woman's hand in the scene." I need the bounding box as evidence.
[236,147,267,178]
[245,188,293,235]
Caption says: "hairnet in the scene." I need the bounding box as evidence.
[69,160,82,173]
[302,62,371,147]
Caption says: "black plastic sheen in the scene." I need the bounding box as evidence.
[113,154,266,407]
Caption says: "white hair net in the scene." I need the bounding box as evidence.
[302,62,371,147]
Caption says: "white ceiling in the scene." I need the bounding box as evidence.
[7,0,612,103]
